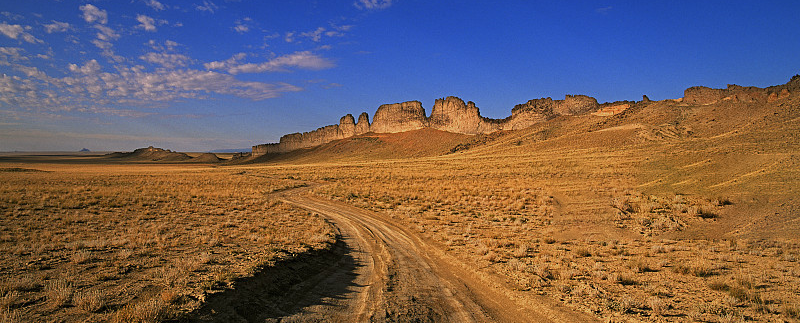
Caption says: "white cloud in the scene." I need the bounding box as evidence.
[195,1,219,13]
[68,59,102,75]
[137,15,157,32]
[0,54,307,116]
[284,31,295,43]
[0,47,26,62]
[233,24,249,33]
[80,4,108,24]
[203,52,246,70]
[94,25,119,42]
[296,25,350,43]
[44,21,71,33]
[596,6,613,14]
[0,23,43,44]
[140,52,193,68]
[301,27,325,42]
[354,0,392,10]
[206,51,334,74]
[145,0,166,11]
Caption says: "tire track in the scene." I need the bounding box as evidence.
[279,189,599,323]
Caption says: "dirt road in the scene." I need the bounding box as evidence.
[188,187,597,322]
[277,189,598,323]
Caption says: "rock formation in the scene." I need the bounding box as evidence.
[106,146,193,161]
[370,101,427,133]
[683,84,776,105]
[339,114,356,138]
[250,75,799,156]
[428,96,501,134]
[355,112,370,135]
[252,95,602,156]
[592,104,630,117]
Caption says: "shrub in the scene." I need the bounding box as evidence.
[45,279,73,308]
[112,298,169,323]
[74,289,105,312]
[648,297,668,315]
[784,303,800,319]
[673,260,715,277]
[708,279,729,291]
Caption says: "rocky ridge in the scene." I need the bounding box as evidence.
[252,76,799,156]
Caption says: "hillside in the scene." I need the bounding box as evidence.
[232,77,800,321]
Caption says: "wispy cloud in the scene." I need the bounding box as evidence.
[354,0,392,10]
[144,0,166,11]
[195,1,219,14]
[140,52,193,68]
[301,27,325,42]
[205,51,334,74]
[233,18,252,34]
[1,53,306,117]
[294,24,352,43]
[0,23,43,44]
[43,21,71,33]
[596,6,613,15]
[79,4,108,24]
[136,14,157,32]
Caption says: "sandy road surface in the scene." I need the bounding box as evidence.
[273,188,598,323]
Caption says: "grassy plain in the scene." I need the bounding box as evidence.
[246,94,800,321]
[0,162,334,322]
[2,91,800,322]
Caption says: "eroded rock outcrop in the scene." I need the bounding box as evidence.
[339,114,356,138]
[684,84,776,105]
[355,112,370,135]
[428,96,501,134]
[370,101,427,133]
[252,95,601,156]
[252,75,799,156]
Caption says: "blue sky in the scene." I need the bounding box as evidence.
[1,0,799,151]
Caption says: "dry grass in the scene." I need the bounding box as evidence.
[3,93,800,322]
[0,163,335,321]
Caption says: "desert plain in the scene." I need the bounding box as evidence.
[2,78,800,322]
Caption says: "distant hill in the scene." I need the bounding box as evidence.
[209,148,252,153]
[105,146,222,163]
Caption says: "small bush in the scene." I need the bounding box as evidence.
[615,273,638,286]
[784,303,800,319]
[629,258,654,273]
[708,280,729,291]
[0,308,21,323]
[74,289,105,313]
[648,296,668,315]
[112,298,169,323]
[45,279,73,308]
[575,247,591,257]
[673,260,715,277]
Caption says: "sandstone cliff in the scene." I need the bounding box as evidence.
[355,112,370,135]
[370,101,428,133]
[428,96,501,134]
[252,94,602,156]
[252,75,798,156]
[339,114,356,138]
[683,83,779,105]
[501,95,598,130]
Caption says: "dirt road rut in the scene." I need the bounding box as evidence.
[188,188,597,322]
[277,190,597,322]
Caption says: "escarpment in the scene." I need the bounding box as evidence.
[252,94,601,155]
[683,75,799,105]
[428,96,501,134]
[252,76,799,156]
[371,101,428,133]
